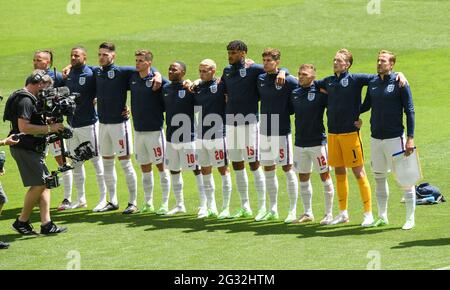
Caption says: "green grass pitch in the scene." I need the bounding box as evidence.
[0,0,449,269]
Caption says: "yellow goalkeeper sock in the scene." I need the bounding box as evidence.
[357,176,372,213]
[336,174,349,211]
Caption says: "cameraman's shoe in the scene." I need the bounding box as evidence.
[12,218,38,235]
[0,241,9,249]
[40,221,67,235]
[57,199,72,211]
[122,203,139,215]
[97,202,119,212]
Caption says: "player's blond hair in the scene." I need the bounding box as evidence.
[34,49,54,67]
[378,50,396,64]
[135,50,153,61]
[299,64,316,76]
[199,59,216,70]
[336,48,353,68]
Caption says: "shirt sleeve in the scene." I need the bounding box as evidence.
[252,63,265,75]
[54,72,64,88]
[360,89,372,114]
[400,84,415,137]
[353,73,376,86]
[288,94,295,115]
[88,65,100,71]
[221,69,228,94]
[320,91,328,109]
[121,66,136,80]
[16,97,35,120]
[315,78,326,90]
[280,67,290,75]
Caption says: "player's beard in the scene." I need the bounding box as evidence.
[72,60,84,69]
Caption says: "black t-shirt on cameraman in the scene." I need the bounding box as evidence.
[10,92,46,152]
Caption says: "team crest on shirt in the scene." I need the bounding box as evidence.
[107,70,115,79]
[341,78,348,87]
[239,68,247,78]
[387,84,395,93]
[210,84,217,94]
[78,77,86,86]
[307,92,315,101]
[145,79,153,88]
[178,90,186,98]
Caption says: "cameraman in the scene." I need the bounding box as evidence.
[0,135,19,249]
[5,70,67,235]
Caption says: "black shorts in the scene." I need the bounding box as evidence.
[10,147,49,187]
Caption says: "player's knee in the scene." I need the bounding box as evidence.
[352,166,366,179]
[201,166,212,175]
[232,161,245,170]
[249,161,260,171]
[140,164,152,173]
[334,167,347,175]
[320,171,331,181]
[299,173,310,182]
[264,165,276,172]
[118,155,131,161]
[282,164,292,172]
[218,166,229,175]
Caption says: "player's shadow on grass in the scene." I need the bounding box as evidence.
[1,207,399,242]
[391,238,450,249]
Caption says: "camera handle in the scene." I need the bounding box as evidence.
[53,133,74,172]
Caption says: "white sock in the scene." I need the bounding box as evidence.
[73,163,86,204]
[375,176,389,220]
[323,178,335,216]
[264,170,278,213]
[103,159,117,205]
[142,171,154,205]
[160,170,170,207]
[221,173,232,210]
[120,159,138,206]
[235,169,250,209]
[62,170,73,202]
[195,173,206,208]
[403,186,416,222]
[172,173,184,206]
[285,170,298,213]
[203,173,217,211]
[252,167,266,211]
[300,180,313,216]
[91,156,107,204]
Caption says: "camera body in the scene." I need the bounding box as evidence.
[37,87,95,189]
[45,171,60,189]
[37,86,79,123]
[74,141,95,162]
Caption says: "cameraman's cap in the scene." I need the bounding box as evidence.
[25,69,53,86]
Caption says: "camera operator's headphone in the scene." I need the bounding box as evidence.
[28,70,47,84]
